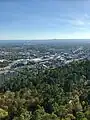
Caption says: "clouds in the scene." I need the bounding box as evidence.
[68,13,90,26]
[59,13,90,32]
[69,19,85,26]
[47,13,90,27]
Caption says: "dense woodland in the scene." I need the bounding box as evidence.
[0,60,90,120]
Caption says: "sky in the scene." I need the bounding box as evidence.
[0,0,90,40]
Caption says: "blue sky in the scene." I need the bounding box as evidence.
[0,0,90,40]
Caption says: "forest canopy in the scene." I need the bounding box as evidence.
[0,60,90,120]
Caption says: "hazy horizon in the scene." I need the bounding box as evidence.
[0,39,90,44]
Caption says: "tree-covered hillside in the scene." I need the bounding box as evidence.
[0,60,90,120]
